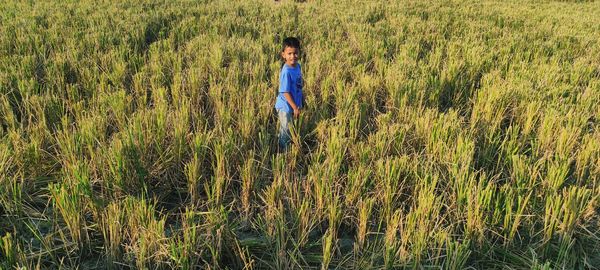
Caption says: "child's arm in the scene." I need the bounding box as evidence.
[283,93,300,118]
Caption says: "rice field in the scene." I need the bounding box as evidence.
[1,0,600,268]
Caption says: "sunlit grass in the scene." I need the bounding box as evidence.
[1,0,599,268]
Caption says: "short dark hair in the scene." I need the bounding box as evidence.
[282,37,300,52]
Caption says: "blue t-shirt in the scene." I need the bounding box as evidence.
[274,63,303,113]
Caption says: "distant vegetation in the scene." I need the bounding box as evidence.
[1,0,599,268]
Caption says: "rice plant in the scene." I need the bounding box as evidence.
[1,0,599,268]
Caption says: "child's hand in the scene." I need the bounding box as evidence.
[293,108,301,118]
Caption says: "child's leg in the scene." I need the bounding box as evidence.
[277,109,293,150]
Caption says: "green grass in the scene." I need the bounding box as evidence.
[1,0,599,268]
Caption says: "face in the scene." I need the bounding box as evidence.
[281,46,299,67]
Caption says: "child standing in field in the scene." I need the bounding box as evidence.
[275,37,304,151]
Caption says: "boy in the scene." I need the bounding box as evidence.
[274,37,303,151]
